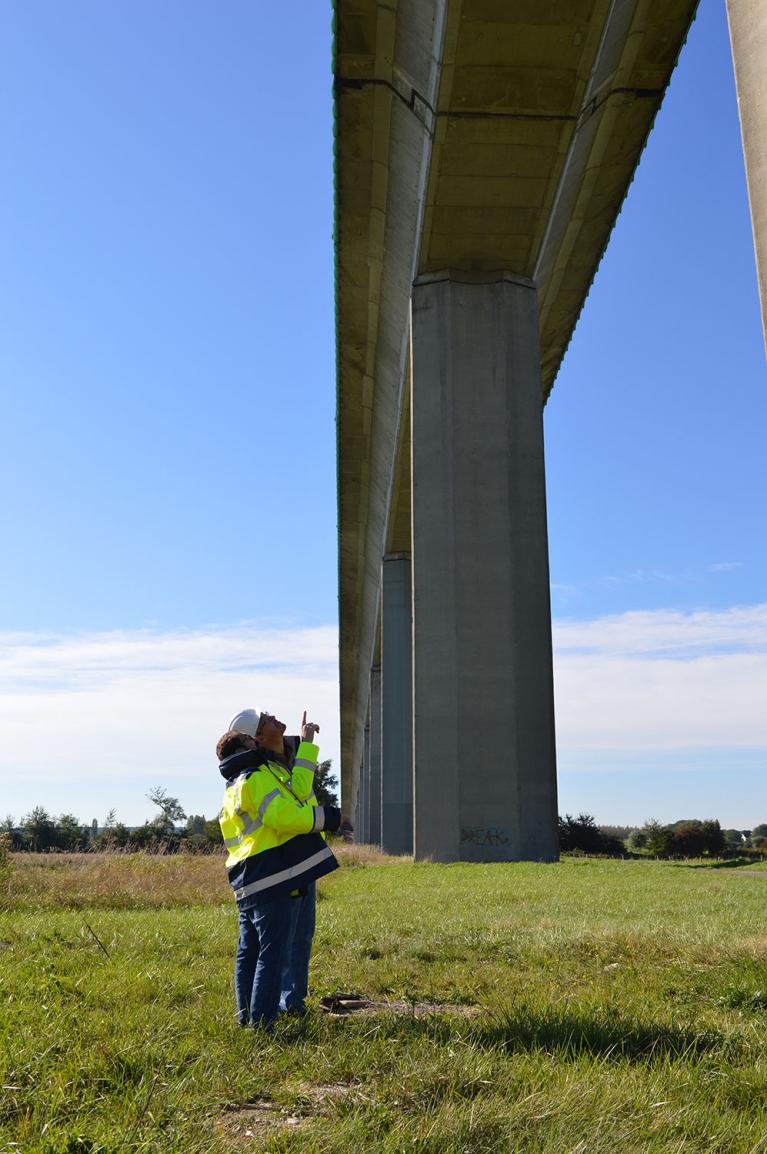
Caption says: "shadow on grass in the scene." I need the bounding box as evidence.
[478,1005,728,1063]
[338,1003,730,1065]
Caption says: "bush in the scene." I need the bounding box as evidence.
[558,814,625,856]
[634,818,728,859]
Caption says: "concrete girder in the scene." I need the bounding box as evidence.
[335,0,447,810]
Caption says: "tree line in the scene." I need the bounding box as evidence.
[3,761,340,853]
[559,814,767,858]
[4,780,764,860]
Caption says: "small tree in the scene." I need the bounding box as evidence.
[558,813,624,856]
[147,787,186,831]
[641,819,674,858]
[128,822,157,850]
[700,819,726,856]
[204,818,223,847]
[669,821,707,857]
[22,806,56,851]
[109,821,131,848]
[56,813,85,851]
[313,760,339,808]
[751,823,767,849]
[628,828,648,851]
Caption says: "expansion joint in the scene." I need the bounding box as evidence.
[336,78,664,130]
[578,85,664,127]
[334,76,436,134]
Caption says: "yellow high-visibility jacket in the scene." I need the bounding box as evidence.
[218,741,338,905]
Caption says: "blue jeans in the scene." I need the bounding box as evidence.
[280,883,316,1013]
[234,894,300,1029]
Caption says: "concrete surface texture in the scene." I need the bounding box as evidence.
[360,720,371,844]
[335,0,446,794]
[410,272,559,863]
[381,555,414,856]
[368,666,383,846]
[727,0,767,355]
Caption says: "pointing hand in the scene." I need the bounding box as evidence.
[301,710,320,743]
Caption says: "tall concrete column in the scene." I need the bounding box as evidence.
[360,719,371,843]
[727,0,767,355]
[381,554,414,855]
[352,777,361,841]
[410,270,558,863]
[368,666,382,847]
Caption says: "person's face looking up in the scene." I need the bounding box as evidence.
[256,713,286,750]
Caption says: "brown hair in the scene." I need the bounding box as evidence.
[216,731,252,760]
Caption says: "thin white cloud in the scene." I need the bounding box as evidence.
[554,603,767,657]
[553,603,767,753]
[1,605,765,822]
[0,623,340,821]
[600,568,692,586]
[709,561,743,573]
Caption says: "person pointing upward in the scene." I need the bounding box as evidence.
[217,708,342,1030]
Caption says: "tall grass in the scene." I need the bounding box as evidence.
[0,844,396,910]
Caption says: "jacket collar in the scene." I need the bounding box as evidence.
[219,748,267,783]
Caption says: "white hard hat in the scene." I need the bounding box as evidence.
[228,708,263,738]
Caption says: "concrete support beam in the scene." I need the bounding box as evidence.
[368,666,382,847]
[381,554,414,855]
[360,719,371,843]
[727,0,767,355]
[352,777,361,842]
[335,0,446,807]
[411,271,558,863]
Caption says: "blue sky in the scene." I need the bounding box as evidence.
[0,0,765,829]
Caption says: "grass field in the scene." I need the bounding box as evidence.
[1,849,766,1153]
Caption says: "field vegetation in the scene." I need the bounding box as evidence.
[1,848,766,1153]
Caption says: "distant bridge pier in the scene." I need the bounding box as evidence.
[359,717,370,843]
[727,0,767,354]
[410,271,559,862]
[368,665,382,846]
[381,553,413,855]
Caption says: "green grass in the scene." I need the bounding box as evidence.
[1,851,766,1153]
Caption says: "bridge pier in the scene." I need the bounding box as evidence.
[359,718,370,843]
[368,665,382,846]
[410,270,558,863]
[381,554,414,855]
[727,0,767,355]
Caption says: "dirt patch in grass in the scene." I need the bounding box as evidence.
[319,992,482,1018]
[294,1081,356,1105]
[215,1084,357,1145]
[214,1099,309,1142]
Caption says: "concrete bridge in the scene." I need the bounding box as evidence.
[334,0,767,861]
